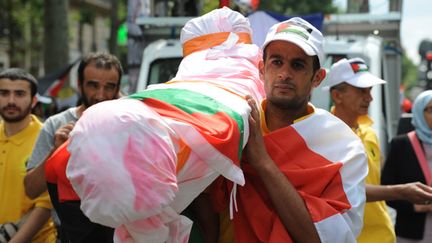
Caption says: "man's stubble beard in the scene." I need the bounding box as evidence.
[80,87,91,108]
[268,95,307,110]
[0,103,33,123]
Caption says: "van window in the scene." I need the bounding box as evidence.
[148,58,183,85]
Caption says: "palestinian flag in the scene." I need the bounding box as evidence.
[38,61,78,97]
[129,81,250,185]
[350,62,368,73]
[130,86,245,166]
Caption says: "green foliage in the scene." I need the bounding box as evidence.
[117,0,127,21]
[80,8,96,24]
[402,52,418,93]
[202,0,220,14]
[3,0,44,68]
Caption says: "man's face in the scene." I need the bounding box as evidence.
[0,79,35,123]
[259,41,323,110]
[335,84,373,117]
[80,64,120,107]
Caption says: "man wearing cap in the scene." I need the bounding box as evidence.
[214,18,368,243]
[0,68,56,242]
[328,57,432,243]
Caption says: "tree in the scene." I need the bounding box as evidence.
[44,0,69,74]
[109,0,127,57]
[109,0,120,56]
[2,0,44,73]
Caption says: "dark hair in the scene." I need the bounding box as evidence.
[0,68,38,97]
[330,82,349,92]
[263,48,321,73]
[77,52,123,86]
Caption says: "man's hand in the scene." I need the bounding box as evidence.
[413,203,432,213]
[400,182,432,204]
[8,207,51,243]
[241,95,321,243]
[367,182,432,203]
[244,95,270,169]
[25,122,75,199]
[53,122,74,149]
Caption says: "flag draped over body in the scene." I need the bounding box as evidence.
[50,7,265,243]
[212,108,367,242]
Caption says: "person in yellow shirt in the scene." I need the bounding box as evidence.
[0,68,56,242]
[327,57,432,243]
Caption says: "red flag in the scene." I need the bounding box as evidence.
[45,140,80,202]
[45,74,69,97]
[220,0,230,7]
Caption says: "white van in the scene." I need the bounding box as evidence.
[136,39,183,92]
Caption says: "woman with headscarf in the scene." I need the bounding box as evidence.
[382,90,432,242]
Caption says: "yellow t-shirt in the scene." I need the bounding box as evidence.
[356,115,395,243]
[0,115,56,243]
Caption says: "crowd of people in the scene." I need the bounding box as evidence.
[1,6,432,243]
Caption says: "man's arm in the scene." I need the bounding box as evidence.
[8,207,51,243]
[366,183,432,203]
[24,122,74,199]
[244,97,320,243]
[25,160,50,199]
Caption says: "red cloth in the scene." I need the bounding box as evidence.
[219,0,230,8]
[45,140,80,202]
[213,126,351,243]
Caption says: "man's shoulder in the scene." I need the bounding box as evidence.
[44,107,78,126]
[29,115,44,133]
[294,108,361,143]
[310,107,352,127]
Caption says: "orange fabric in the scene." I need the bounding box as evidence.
[213,125,351,243]
[176,139,191,173]
[44,140,79,201]
[45,141,67,183]
[182,32,252,57]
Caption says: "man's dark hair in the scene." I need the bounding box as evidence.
[330,82,349,92]
[77,52,123,86]
[0,68,38,97]
[263,48,321,73]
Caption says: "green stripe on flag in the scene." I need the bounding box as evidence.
[129,88,245,159]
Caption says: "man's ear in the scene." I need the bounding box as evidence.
[330,88,343,105]
[312,68,326,88]
[258,60,265,81]
[31,95,38,109]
